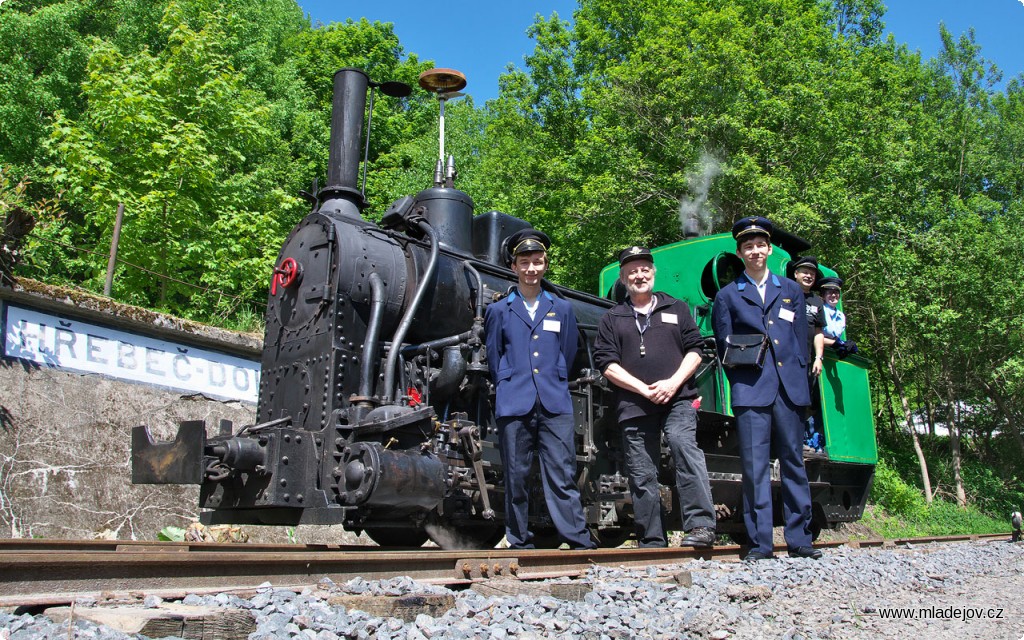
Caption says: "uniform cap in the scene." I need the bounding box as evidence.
[618,245,653,267]
[790,255,818,271]
[505,229,551,264]
[732,216,773,241]
[818,276,844,290]
[787,255,820,280]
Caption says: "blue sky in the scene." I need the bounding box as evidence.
[296,1,1024,104]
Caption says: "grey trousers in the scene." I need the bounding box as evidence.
[621,398,715,547]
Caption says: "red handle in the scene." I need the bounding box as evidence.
[271,257,299,295]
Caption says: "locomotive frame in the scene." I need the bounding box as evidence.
[132,67,877,549]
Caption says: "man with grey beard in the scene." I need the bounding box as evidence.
[594,246,716,548]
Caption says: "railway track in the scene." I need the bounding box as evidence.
[0,533,1010,608]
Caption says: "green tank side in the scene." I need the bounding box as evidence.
[598,233,877,464]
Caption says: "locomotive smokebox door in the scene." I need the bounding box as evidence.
[131,421,205,484]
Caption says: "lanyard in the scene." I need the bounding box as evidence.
[630,296,656,357]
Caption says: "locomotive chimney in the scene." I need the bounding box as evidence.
[319,68,370,219]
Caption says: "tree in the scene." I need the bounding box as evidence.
[36,1,305,319]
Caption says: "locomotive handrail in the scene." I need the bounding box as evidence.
[462,261,484,318]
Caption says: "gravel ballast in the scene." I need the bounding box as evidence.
[2,540,1021,639]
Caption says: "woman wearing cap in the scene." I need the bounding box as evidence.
[483,229,595,550]
[818,277,845,345]
[819,277,858,358]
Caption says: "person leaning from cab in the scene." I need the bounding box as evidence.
[711,217,821,561]
[483,229,596,551]
[593,246,717,549]
[819,276,858,359]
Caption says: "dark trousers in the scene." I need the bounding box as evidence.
[621,399,715,548]
[497,403,593,549]
[735,389,814,555]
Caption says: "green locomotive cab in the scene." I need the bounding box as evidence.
[598,231,877,541]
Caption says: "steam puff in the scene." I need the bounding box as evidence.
[678,152,723,237]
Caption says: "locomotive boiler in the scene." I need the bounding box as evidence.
[132,67,877,549]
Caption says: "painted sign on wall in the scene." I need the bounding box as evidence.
[3,303,260,403]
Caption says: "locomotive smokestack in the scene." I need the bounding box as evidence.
[320,68,370,218]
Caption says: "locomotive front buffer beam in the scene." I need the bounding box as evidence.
[131,419,273,486]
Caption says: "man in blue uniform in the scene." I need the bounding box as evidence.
[484,229,595,550]
[594,246,717,548]
[711,217,821,561]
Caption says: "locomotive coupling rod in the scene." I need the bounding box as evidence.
[458,425,495,520]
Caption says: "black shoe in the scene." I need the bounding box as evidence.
[743,550,775,562]
[681,527,716,548]
[788,546,822,559]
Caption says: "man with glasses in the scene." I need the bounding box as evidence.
[594,246,717,549]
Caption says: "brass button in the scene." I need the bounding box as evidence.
[533,335,539,340]
[777,361,783,367]
[774,339,779,345]
[533,352,539,357]
[533,368,540,374]
[768,320,774,325]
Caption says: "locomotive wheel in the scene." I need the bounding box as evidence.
[424,518,504,550]
[365,527,428,548]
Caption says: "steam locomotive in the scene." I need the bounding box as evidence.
[132,67,877,549]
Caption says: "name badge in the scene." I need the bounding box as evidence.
[542,319,561,332]
[661,313,678,325]
[778,308,795,323]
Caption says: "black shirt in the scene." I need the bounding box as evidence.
[594,292,704,422]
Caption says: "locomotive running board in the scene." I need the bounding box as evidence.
[131,421,206,485]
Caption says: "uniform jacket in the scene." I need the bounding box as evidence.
[484,289,578,418]
[593,292,704,422]
[711,272,810,408]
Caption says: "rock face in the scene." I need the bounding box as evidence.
[0,280,366,545]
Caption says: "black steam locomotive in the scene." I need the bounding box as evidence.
[133,68,876,549]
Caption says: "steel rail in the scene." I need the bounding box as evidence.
[0,533,1011,608]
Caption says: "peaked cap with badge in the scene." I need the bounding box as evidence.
[504,229,551,265]
[618,245,653,267]
[731,216,773,241]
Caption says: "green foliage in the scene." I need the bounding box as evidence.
[862,501,1007,538]
[876,429,1023,523]
[867,456,1009,537]
[870,459,928,521]
[157,525,186,541]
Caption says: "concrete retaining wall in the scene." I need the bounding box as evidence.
[0,280,366,544]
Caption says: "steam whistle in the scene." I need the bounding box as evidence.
[418,68,467,187]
